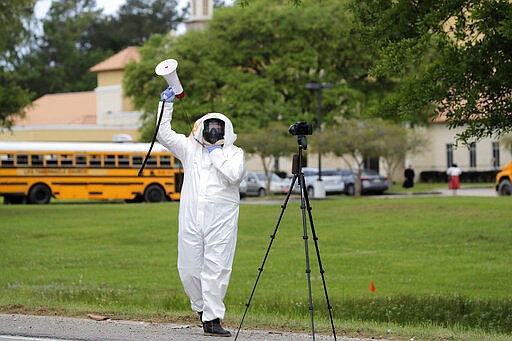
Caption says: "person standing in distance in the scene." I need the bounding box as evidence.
[446,163,462,196]
[156,86,246,337]
[402,164,415,190]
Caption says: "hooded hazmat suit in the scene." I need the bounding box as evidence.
[156,101,246,322]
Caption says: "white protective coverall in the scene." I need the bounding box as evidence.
[156,101,246,322]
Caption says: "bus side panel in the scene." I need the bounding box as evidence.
[0,170,51,198]
[89,179,141,200]
[52,183,89,200]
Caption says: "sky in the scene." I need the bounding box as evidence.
[35,0,130,17]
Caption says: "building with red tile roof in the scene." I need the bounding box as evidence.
[1,47,142,142]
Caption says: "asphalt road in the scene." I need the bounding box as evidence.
[0,314,378,341]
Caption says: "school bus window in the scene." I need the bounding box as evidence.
[31,154,43,166]
[61,154,73,166]
[147,156,157,167]
[160,155,171,168]
[75,154,87,166]
[105,154,116,167]
[132,155,143,166]
[1,154,14,166]
[17,154,29,166]
[46,154,58,166]
[89,154,101,167]
[174,158,183,169]
[118,155,129,167]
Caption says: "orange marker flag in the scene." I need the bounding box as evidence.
[370,282,376,293]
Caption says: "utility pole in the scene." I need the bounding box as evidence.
[305,82,332,198]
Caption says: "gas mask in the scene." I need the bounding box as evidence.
[203,118,225,146]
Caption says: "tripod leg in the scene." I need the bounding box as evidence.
[302,179,337,340]
[234,174,299,341]
[298,173,316,340]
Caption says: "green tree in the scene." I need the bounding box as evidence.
[0,0,35,128]
[501,135,512,154]
[125,0,386,140]
[349,0,512,143]
[87,0,185,52]
[314,119,424,191]
[15,0,110,98]
[372,121,426,187]
[14,0,185,100]
[237,123,296,193]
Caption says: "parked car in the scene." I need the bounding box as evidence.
[239,178,248,198]
[292,167,345,197]
[338,169,389,195]
[245,171,291,196]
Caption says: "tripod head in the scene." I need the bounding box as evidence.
[292,136,308,175]
[297,135,307,150]
[288,121,312,175]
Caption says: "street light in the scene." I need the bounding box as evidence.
[305,82,333,193]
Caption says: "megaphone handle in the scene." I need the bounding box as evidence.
[138,101,166,176]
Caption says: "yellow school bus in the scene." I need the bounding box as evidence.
[0,141,184,204]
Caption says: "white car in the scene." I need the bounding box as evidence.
[292,167,345,197]
[245,171,291,196]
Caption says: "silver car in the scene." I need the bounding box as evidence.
[292,167,345,197]
[245,171,291,196]
[239,178,248,198]
[338,169,389,195]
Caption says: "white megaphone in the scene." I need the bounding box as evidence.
[155,59,185,99]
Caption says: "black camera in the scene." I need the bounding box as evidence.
[289,122,313,136]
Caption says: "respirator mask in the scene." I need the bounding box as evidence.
[203,118,225,146]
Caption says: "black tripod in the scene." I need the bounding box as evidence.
[235,134,337,340]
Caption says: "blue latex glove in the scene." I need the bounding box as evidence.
[207,145,222,153]
[160,86,176,103]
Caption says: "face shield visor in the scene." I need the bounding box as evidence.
[203,118,225,145]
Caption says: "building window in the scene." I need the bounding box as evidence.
[363,156,380,173]
[469,142,476,168]
[492,142,500,168]
[446,143,454,168]
[203,0,209,15]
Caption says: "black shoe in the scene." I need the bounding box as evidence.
[198,311,203,323]
[203,318,231,337]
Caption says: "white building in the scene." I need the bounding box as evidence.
[185,0,214,31]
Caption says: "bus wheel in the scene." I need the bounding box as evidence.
[498,179,512,196]
[144,184,166,203]
[28,184,52,204]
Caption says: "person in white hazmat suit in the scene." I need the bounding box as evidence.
[156,86,245,337]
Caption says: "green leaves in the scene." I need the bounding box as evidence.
[0,0,35,128]
[126,0,385,142]
[350,0,512,142]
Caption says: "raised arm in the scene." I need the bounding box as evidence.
[155,87,188,161]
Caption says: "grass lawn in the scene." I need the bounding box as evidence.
[0,194,511,340]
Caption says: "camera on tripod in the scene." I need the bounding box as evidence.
[289,122,313,136]
[236,119,337,341]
